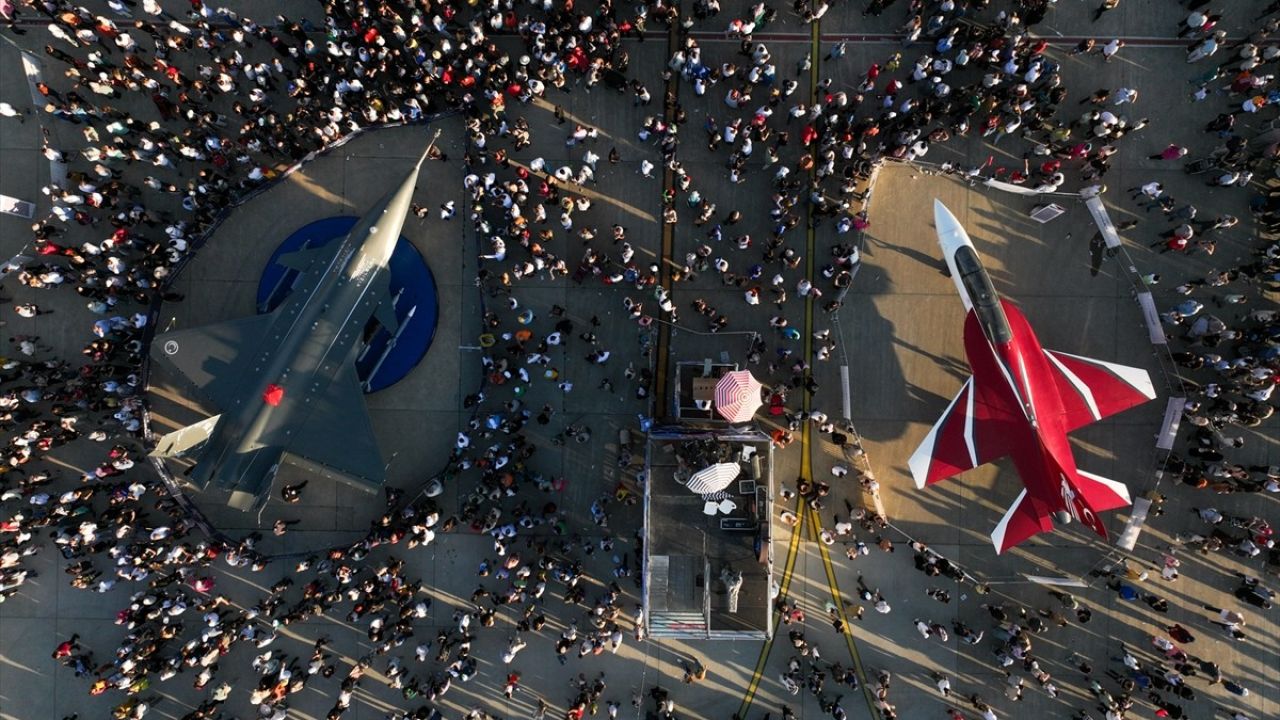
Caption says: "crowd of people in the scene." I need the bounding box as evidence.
[0,0,1277,719]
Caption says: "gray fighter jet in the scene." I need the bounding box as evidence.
[150,140,434,512]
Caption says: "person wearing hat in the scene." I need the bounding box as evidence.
[1236,95,1268,114]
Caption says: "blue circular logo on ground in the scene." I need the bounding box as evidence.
[256,216,438,392]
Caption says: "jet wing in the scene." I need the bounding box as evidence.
[279,363,385,494]
[1043,350,1157,432]
[908,376,1019,488]
[151,313,277,409]
[276,245,330,272]
[910,310,1030,488]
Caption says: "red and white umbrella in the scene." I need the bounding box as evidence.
[714,370,764,423]
[687,463,741,494]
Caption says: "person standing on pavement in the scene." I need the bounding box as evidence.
[1093,0,1120,22]
[680,657,706,683]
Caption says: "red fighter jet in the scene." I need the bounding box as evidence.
[911,201,1158,554]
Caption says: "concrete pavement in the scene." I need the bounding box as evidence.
[0,2,1276,720]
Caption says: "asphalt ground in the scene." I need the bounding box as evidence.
[0,2,1277,720]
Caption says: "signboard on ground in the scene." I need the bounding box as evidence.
[1029,203,1066,223]
[0,194,35,219]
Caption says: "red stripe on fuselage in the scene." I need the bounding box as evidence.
[963,302,1077,509]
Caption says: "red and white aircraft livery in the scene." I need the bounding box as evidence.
[910,200,1158,554]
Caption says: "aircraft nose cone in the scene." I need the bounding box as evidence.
[933,199,960,233]
[933,199,971,255]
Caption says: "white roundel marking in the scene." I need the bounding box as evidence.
[163,340,180,355]
[1059,476,1078,521]
[1059,474,1095,527]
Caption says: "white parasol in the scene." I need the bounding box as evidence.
[686,462,741,494]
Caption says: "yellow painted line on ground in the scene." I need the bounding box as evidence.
[738,13,827,719]
[809,505,880,717]
[654,243,673,417]
[736,497,806,718]
[803,17,881,720]
[800,15,819,479]
[737,13,828,719]
[652,14,681,418]
[810,15,820,98]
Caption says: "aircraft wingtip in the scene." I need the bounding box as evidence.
[906,450,930,490]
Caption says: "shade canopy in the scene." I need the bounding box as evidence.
[714,370,764,422]
[687,462,741,494]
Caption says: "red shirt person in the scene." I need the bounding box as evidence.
[52,634,79,659]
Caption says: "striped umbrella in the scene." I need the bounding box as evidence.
[714,370,764,423]
[687,463,741,494]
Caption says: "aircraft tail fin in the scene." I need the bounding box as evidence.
[150,414,222,490]
[150,414,221,461]
[228,487,273,512]
[1060,469,1132,541]
[990,489,1054,554]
